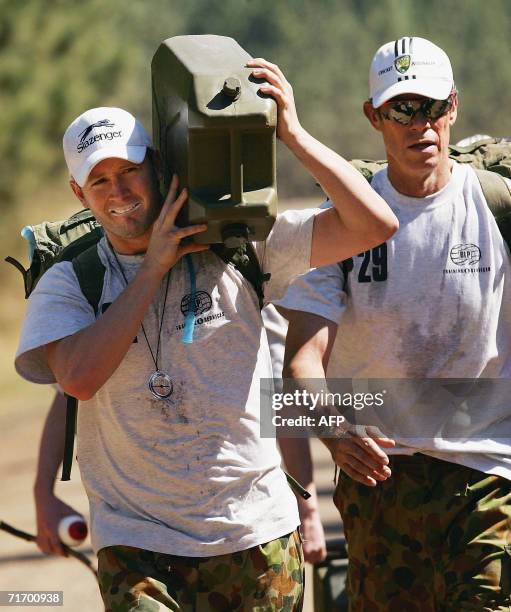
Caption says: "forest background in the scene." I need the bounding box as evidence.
[2,0,511,412]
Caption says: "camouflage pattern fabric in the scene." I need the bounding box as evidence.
[333,454,511,611]
[97,529,304,611]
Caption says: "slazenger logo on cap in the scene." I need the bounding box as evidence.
[76,119,122,154]
[394,54,411,74]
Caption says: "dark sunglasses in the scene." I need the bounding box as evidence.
[379,93,456,126]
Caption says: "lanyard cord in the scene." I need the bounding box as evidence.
[182,253,197,345]
[110,246,171,371]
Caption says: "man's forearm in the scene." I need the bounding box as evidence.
[245,58,397,266]
[34,392,67,495]
[284,356,347,443]
[283,312,348,446]
[284,128,397,239]
[46,264,163,400]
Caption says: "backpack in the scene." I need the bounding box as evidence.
[6,210,269,311]
[6,212,270,480]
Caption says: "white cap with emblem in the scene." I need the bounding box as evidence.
[369,37,454,108]
[63,107,152,186]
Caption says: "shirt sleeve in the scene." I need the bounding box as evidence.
[273,262,347,325]
[15,261,95,384]
[255,208,319,303]
[261,304,288,379]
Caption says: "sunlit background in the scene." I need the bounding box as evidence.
[1,1,510,609]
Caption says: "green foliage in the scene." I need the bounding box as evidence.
[2,0,511,208]
[0,0,145,206]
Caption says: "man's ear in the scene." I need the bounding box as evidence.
[448,94,458,127]
[363,100,383,132]
[70,178,88,208]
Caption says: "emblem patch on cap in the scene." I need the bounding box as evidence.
[394,54,411,74]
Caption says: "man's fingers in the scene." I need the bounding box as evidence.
[37,534,66,557]
[248,58,287,83]
[342,451,390,480]
[54,540,68,557]
[303,545,327,564]
[250,67,284,90]
[365,425,396,447]
[156,175,183,227]
[355,423,395,443]
[328,437,391,479]
[35,535,51,555]
[258,84,286,106]
[341,462,377,487]
[340,455,390,486]
[170,223,208,243]
[163,174,179,209]
[178,243,210,258]
[352,433,391,465]
[160,187,189,228]
[48,539,61,556]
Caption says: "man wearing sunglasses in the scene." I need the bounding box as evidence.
[278,37,511,609]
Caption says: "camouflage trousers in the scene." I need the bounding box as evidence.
[97,529,304,611]
[334,454,511,611]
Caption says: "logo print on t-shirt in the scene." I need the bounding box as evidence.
[180,291,212,316]
[340,243,388,284]
[450,244,481,266]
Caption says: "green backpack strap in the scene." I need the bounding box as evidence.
[211,242,270,309]
[473,168,511,254]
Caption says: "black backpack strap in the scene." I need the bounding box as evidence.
[474,168,511,254]
[72,243,106,315]
[338,257,354,293]
[61,395,78,481]
[4,256,31,298]
[211,242,270,309]
[61,244,105,480]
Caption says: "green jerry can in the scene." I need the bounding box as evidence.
[152,35,277,247]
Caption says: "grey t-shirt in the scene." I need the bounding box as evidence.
[277,164,511,479]
[16,209,316,555]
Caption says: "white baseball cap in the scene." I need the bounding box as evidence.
[369,37,454,108]
[63,107,152,186]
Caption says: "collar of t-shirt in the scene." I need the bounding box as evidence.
[375,162,464,212]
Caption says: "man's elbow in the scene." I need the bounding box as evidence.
[372,213,399,243]
[45,341,99,401]
[67,386,96,402]
[283,353,317,380]
[54,374,97,401]
[282,360,295,380]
